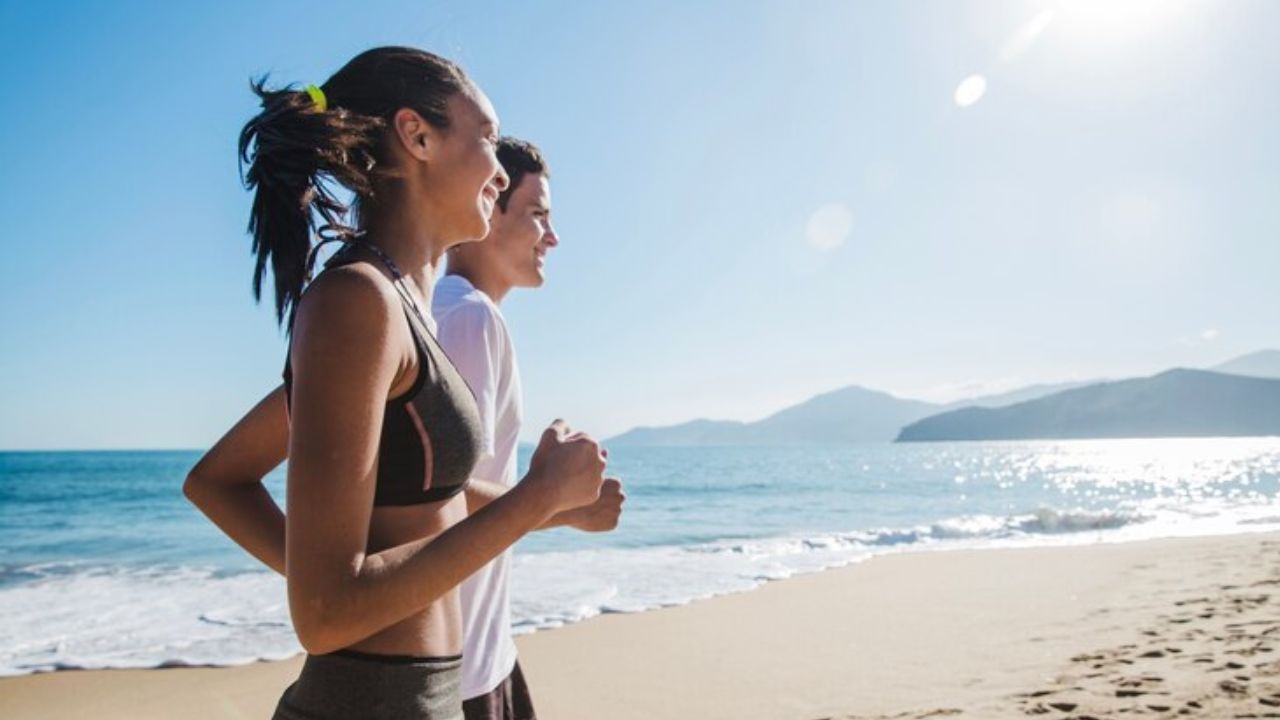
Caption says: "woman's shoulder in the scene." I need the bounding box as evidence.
[293,262,403,348]
[304,262,399,313]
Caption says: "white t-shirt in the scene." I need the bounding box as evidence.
[431,273,523,700]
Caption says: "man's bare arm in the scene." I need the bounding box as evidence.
[467,476,625,532]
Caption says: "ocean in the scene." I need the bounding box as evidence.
[2,438,1279,676]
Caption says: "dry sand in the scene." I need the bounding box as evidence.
[3,531,1278,720]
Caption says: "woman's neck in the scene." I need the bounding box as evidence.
[360,205,446,309]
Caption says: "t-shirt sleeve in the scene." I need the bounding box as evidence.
[433,303,502,459]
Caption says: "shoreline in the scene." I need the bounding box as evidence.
[4,530,1279,719]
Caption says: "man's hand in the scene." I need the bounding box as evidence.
[554,477,625,532]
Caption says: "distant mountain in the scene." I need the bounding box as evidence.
[944,380,1096,410]
[608,386,940,446]
[606,379,1092,446]
[606,352,1280,446]
[896,369,1280,442]
[746,386,939,443]
[1212,349,1280,380]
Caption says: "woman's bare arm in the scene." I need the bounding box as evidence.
[284,266,605,655]
[183,386,289,575]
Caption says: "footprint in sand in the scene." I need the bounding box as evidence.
[835,710,963,720]
[1022,690,1057,698]
[1219,678,1249,694]
[997,543,1280,720]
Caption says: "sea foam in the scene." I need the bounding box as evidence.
[4,498,1279,676]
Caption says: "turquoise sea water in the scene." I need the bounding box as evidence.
[2,438,1279,675]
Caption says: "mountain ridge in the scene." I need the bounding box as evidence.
[895,368,1280,442]
[1211,349,1280,379]
[606,350,1278,446]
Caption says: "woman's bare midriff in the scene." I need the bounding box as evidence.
[344,492,470,658]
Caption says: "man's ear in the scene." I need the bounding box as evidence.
[391,108,438,162]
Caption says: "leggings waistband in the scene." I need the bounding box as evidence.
[330,648,464,665]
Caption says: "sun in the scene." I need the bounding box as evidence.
[1052,0,1192,39]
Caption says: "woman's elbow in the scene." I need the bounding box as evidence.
[293,622,343,656]
[182,467,208,506]
[290,600,354,656]
[182,457,241,507]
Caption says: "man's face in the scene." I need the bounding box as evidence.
[486,172,557,288]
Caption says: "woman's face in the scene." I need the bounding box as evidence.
[426,87,510,246]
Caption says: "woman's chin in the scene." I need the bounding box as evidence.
[519,267,546,288]
[449,216,490,245]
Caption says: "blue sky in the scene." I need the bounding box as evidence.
[1,0,1277,449]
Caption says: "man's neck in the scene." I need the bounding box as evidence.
[446,264,512,305]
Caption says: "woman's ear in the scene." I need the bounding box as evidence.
[391,108,437,163]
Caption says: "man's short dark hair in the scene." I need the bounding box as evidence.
[496,137,549,212]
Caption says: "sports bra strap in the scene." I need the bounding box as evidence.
[348,241,434,332]
[284,238,435,395]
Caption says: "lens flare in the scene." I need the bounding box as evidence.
[954,75,988,108]
[805,203,853,250]
[1000,9,1055,61]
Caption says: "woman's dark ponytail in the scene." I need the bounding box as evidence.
[237,48,470,326]
[238,80,383,325]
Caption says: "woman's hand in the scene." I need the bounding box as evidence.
[523,419,607,515]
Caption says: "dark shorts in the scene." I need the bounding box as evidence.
[461,661,538,720]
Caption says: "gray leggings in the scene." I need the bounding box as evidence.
[272,650,464,720]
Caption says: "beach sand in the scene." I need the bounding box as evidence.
[4,531,1279,719]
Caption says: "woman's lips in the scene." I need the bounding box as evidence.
[481,185,500,216]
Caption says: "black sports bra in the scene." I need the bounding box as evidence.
[283,244,483,506]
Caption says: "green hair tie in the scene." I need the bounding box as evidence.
[304,84,327,112]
